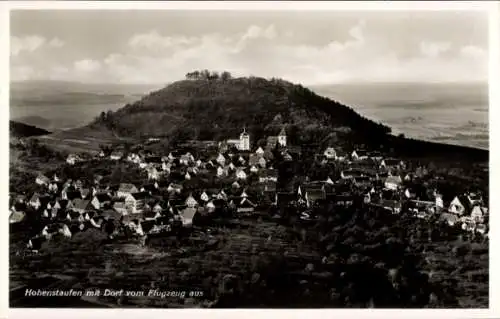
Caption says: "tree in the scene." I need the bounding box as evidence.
[221,71,232,81]
[201,69,211,80]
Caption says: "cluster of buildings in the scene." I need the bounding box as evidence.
[9,126,489,252]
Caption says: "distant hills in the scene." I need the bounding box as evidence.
[10,80,160,107]
[10,120,51,138]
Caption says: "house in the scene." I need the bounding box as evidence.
[232,181,241,189]
[267,136,279,149]
[146,166,160,180]
[200,191,210,202]
[48,182,59,193]
[255,147,265,155]
[282,151,293,161]
[162,161,172,173]
[110,151,124,160]
[67,210,85,223]
[262,181,277,194]
[216,153,226,166]
[249,154,261,167]
[206,200,216,213]
[94,193,112,207]
[333,194,354,207]
[381,199,402,214]
[258,157,267,168]
[71,199,92,214]
[304,185,326,207]
[238,156,246,165]
[380,158,404,169]
[35,174,51,186]
[126,192,150,213]
[113,201,129,215]
[216,190,228,201]
[448,196,468,215]
[471,206,488,223]
[384,176,402,190]
[94,175,104,185]
[117,183,139,198]
[435,194,444,210]
[325,177,334,185]
[250,165,259,173]
[341,169,364,180]
[9,209,26,224]
[440,213,459,226]
[236,168,247,180]
[259,169,278,183]
[467,192,483,206]
[167,183,183,194]
[66,154,81,165]
[409,200,436,215]
[216,166,226,178]
[143,209,162,221]
[179,154,192,166]
[351,150,369,161]
[29,193,42,209]
[185,194,199,208]
[324,147,337,160]
[185,172,192,180]
[404,188,417,199]
[353,176,372,188]
[179,207,198,226]
[127,153,142,163]
[237,197,257,213]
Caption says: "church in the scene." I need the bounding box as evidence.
[223,127,251,151]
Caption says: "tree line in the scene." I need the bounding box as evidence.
[185,70,233,81]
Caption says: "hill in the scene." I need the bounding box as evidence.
[88,75,391,147]
[10,120,51,138]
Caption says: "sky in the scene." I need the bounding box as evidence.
[10,10,489,85]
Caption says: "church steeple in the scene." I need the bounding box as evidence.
[239,124,250,151]
[278,125,287,147]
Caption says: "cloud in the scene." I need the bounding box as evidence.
[11,35,64,56]
[9,19,488,85]
[128,30,197,51]
[11,35,45,56]
[48,37,64,48]
[74,59,101,72]
[419,41,451,58]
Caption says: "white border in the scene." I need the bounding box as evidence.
[2,1,499,319]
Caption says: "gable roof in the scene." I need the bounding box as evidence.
[385,176,402,185]
[131,192,150,200]
[180,207,198,220]
[72,199,91,210]
[118,183,138,193]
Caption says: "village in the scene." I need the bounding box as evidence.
[9,125,489,253]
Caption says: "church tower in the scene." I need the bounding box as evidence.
[240,126,250,151]
[278,126,287,147]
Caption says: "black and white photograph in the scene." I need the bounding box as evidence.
[5,1,497,314]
